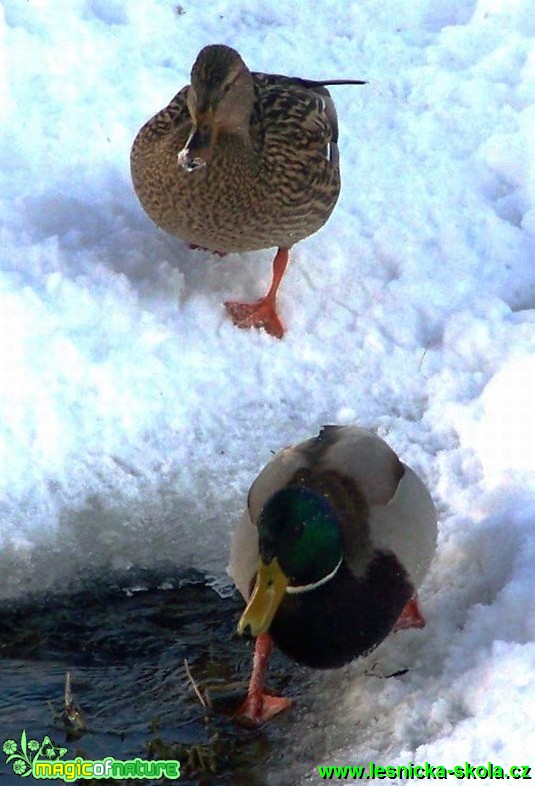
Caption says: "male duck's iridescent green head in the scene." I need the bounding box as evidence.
[237,486,343,637]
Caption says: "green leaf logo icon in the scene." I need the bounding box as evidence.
[2,731,67,778]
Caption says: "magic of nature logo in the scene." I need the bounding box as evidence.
[3,730,181,781]
[3,730,67,777]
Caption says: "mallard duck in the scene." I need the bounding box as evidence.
[228,425,437,722]
[130,45,365,338]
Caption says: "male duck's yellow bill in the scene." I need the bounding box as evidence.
[237,557,289,637]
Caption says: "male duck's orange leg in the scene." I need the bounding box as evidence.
[393,595,426,632]
[235,633,292,723]
[224,248,289,339]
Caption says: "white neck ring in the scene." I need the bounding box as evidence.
[285,556,343,595]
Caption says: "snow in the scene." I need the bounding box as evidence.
[1,0,535,780]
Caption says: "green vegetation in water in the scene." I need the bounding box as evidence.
[0,567,301,785]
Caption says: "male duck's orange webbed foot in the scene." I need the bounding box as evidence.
[236,687,292,724]
[188,243,227,257]
[393,595,426,632]
[235,633,292,724]
[224,247,290,340]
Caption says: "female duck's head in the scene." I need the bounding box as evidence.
[178,45,255,171]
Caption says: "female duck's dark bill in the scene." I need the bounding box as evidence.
[177,108,217,171]
[177,153,206,172]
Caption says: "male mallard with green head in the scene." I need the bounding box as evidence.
[131,45,365,338]
[228,426,437,722]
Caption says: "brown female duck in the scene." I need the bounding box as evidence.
[131,44,365,338]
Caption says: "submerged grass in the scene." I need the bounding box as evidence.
[0,568,301,785]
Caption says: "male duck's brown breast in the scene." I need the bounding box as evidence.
[269,553,414,669]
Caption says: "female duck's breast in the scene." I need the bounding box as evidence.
[132,111,340,253]
[174,154,339,252]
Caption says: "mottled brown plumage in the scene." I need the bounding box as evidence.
[131,44,365,337]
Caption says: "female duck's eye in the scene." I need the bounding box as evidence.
[223,83,232,94]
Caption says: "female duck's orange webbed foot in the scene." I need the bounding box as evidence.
[224,247,290,340]
[393,595,426,632]
[235,633,292,724]
[224,298,285,339]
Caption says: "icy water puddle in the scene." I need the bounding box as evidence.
[0,569,305,785]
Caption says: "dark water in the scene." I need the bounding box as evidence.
[0,569,305,786]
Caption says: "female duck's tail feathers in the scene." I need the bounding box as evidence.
[314,78,367,86]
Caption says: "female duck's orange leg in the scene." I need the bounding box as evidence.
[224,248,289,339]
[235,633,292,723]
